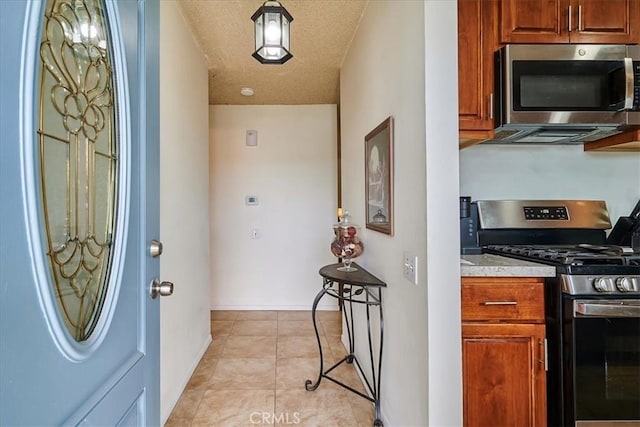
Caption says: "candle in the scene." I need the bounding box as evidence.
[337,207,343,218]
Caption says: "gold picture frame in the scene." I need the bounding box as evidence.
[364,116,393,235]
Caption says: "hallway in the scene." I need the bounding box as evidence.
[165,310,375,426]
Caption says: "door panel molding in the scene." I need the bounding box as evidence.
[62,352,144,425]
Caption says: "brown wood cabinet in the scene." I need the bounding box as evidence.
[500,0,640,44]
[583,126,640,151]
[461,277,547,427]
[458,0,500,142]
[458,0,640,150]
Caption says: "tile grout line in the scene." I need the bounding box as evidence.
[187,313,227,426]
[169,311,372,426]
[188,384,206,426]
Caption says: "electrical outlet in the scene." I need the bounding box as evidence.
[403,252,418,285]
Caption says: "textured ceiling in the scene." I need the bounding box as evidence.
[176,0,368,105]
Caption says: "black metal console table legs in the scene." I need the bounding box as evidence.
[305,263,386,427]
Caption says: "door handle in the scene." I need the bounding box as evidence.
[578,5,582,31]
[538,339,548,371]
[150,278,174,298]
[488,93,494,120]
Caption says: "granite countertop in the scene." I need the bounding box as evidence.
[460,254,556,277]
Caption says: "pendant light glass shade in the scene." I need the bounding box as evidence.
[251,1,293,64]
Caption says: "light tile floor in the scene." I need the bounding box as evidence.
[165,310,375,427]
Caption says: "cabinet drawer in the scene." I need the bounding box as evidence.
[462,278,545,322]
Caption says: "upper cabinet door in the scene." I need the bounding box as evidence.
[500,0,639,44]
[458,0,500,134]
[500,0,570,44]
[569,0,640,44]
[458,0,487,130]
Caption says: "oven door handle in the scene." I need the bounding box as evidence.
[574,300,640,318]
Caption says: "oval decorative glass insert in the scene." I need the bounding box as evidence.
[38,0,118,342]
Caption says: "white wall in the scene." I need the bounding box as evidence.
[159,2,211,424]
[424,2,463,426]
[340,1,462,425]
[209,105,338,310]
[460,145,640,222]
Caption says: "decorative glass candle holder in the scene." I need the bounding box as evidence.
[330,210,363,272]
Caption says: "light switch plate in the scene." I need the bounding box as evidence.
[403,252,418,285]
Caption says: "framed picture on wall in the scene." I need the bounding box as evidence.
[364,116,393,236]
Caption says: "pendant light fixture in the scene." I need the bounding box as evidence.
[251,1,293,64]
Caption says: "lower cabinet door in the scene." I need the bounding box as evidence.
[462,323,546,427]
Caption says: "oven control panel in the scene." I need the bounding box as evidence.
[524,206,569,220]
[477,200,610,229]
[561,274,640,295]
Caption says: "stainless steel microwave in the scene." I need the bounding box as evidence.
[491,44,640,144]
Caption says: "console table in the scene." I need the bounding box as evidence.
[305,262,386,427]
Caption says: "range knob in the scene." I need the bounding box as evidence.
[616,277,639,292]
[593,277,616,292]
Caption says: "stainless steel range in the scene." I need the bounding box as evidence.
[471,200,640,427]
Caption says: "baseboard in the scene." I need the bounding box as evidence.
[161,334,212,426]
[210,304,339,311]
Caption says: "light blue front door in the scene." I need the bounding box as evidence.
[0,0,161,425]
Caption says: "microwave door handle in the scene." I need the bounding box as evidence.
[623,57,633,111]
[614,58,634,112]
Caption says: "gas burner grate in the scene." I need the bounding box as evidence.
[486,245,640,267]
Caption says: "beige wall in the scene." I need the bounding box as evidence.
[209,105,338,310]
[340,1,461,425]
[159,2,211,424]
